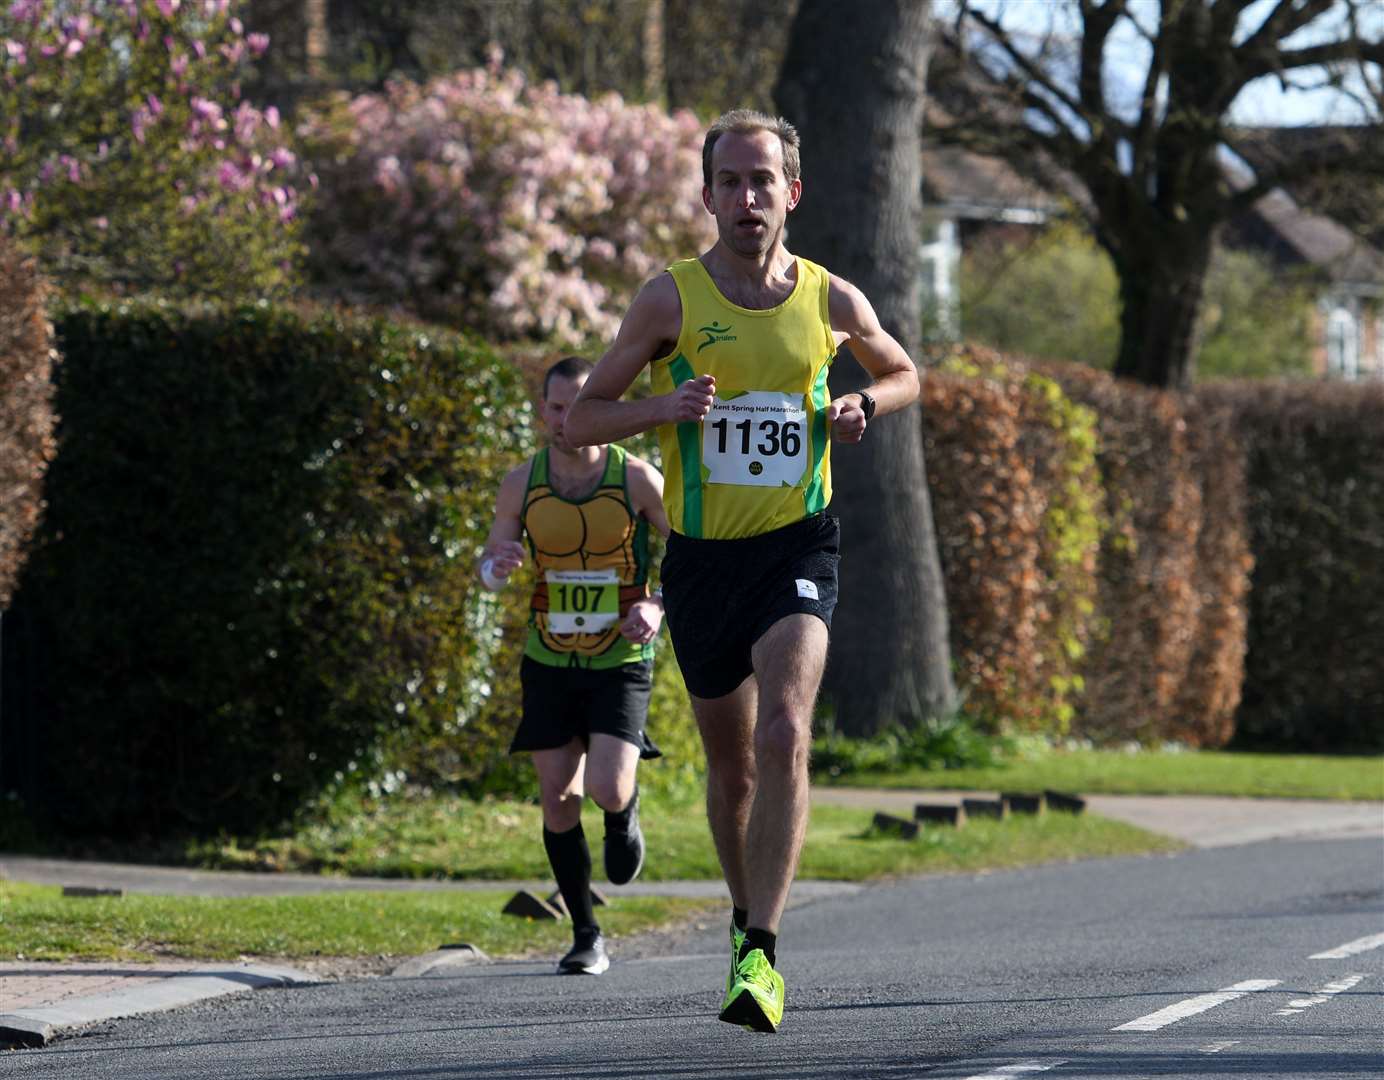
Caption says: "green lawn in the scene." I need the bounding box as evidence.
[824,749,1384,801]
[0,880,714,964]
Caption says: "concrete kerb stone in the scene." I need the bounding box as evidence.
[390,944,490,979]
[0,962,318,1049]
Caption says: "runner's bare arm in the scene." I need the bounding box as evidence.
[478,464,528,590]
[626,455,671,540]
[566,275,715,447]
[824,274,921,444]
[620,454,668,643]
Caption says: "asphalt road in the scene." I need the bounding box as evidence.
[4,836,1380,1079]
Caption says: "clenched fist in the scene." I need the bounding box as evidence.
[666,373,716,423]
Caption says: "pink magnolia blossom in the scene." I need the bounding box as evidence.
[155,0,179,18]
[7,0,42,24]
[3,40,25,64]
[302,63,711,343]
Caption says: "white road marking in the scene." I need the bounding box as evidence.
[959,1062,1067,1079]
[1276,973,1368,1016]
[1199,1040,1240,1054]
[1113,979,1281,1032]
[1310,932,1384,960]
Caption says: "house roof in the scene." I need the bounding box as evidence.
[921,99,1083,222]
[1236,188,1384,285]
[920,140,1066,222]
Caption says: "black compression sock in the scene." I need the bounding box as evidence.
[740,927,777,967]
[543,823,597,931]
[603,785,638,833]
[732,906,749,932]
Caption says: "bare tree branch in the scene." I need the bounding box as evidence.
[964,7,1086,127]
[1237,0,1337,57]
[1241,38,1384,85]
[1131,1,1175,180]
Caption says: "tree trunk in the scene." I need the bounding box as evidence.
[642,0,666,105]
[304,0,328,81]
[1109,222,1217,389]
[775,0,957,736]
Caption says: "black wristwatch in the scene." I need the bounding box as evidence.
[857,389,877,422]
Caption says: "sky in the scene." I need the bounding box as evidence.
[933,0,1383,128]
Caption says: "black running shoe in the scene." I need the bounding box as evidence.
[604,790,645,885]
[557,927,609,975]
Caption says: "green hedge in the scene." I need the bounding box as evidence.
[1203,380,1384,751]
[16,301,532,837]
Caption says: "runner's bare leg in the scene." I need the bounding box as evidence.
[744,613,828,933]
[691,676,758,909]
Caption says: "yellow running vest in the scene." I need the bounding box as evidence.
[521,444,652,669]
[650,257,836,539]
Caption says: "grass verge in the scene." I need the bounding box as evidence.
[0,881,716,965]
[190,791,1180,882]
[822,749,1384,801]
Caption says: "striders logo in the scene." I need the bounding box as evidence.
[697,321,737,352]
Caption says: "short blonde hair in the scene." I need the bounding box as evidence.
[702,109,801,187]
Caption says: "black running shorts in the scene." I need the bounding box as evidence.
[511,656,661,759]
[661,513,841,700]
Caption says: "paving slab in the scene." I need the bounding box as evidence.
[0,961,315,1048]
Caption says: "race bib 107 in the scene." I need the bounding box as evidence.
[545,568,620,633]
[703,390,808,488]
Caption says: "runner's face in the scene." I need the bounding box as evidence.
[702,130,801,258]
[541,373,588,453]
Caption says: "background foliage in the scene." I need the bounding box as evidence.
[0,0,306,299]
[241,0,798,116]
[0,239,56,607]
[960,221,1316,381]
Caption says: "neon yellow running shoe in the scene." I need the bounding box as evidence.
[726,923,745,996]
[718,947,784,1033]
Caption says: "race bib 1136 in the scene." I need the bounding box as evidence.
[703,390,808,488]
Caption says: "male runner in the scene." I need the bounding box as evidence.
[479,355,669,975]
[565,110,920,1030]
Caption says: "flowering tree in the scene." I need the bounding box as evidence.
[0,0,307,297]
[300,58,714,343]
